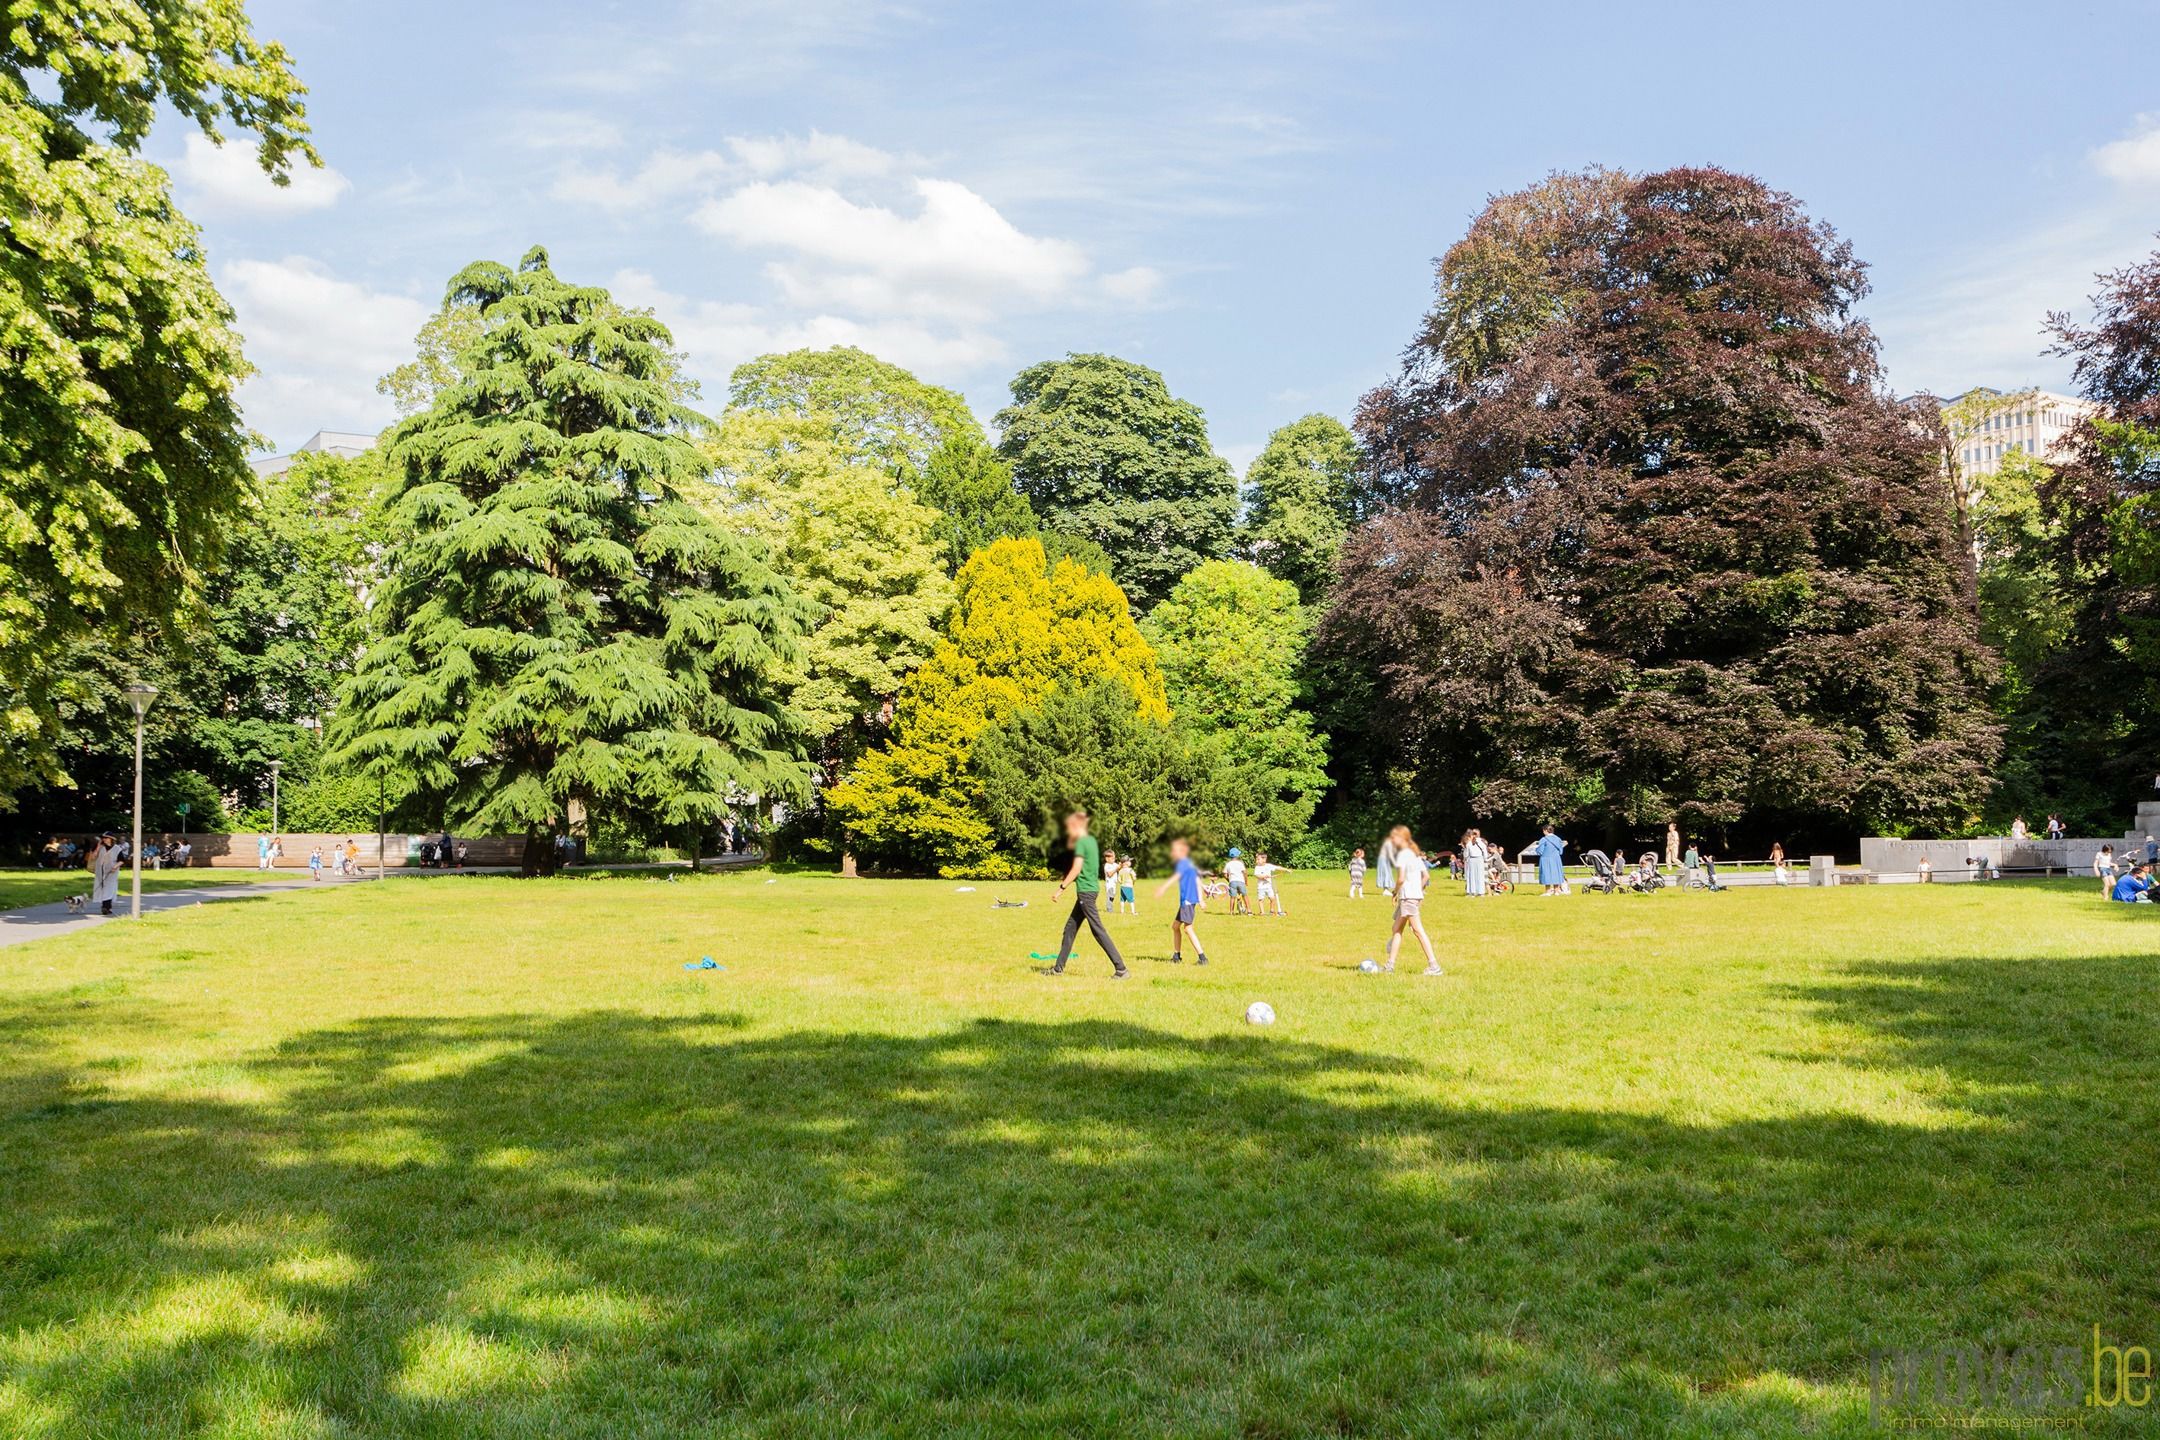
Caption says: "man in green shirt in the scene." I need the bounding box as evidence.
[1048,809,1128,978]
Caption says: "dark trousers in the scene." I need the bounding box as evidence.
[1056,891,1126,974]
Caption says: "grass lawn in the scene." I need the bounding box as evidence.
[1,870,2154,1437]
[0,867,282,911]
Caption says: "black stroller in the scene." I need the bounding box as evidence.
[1583,850,1624,894]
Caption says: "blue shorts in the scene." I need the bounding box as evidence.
[1119,885,1134,902]
[1229,880,1247,897]
[1176,901,1198,925]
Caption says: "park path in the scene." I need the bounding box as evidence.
[0,873,367,948]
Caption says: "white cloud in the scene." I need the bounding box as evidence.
[695,177,1092,322]
[2092,114,2160,188]
[552,147,737,210]
[176,133,351,214]
[221,258,430,449]
[1100,265,1165,305]
[726,131,907,180]
[611,268,1007,401]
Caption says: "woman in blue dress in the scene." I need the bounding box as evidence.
[1534,823,1568,897]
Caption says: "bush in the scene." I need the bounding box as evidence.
[937,856,1053,882]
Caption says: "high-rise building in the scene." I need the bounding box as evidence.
[1939,387,2095,478]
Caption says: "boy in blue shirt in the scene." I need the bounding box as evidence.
[2111,862,2153,903]
[1153,836,1211,966]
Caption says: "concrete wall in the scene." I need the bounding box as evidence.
[1859,835,2124,878]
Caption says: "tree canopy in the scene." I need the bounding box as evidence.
[915,434,1037,575]
[1241,414,1364,601]
[995,353,1236,608]
[1145,559,1329,850]
[0,0,319,806]
[2001,245,2160,817]
[1329,166,1996,842]
[698,411,952,762]
[333,249,811,872]
[726,347,982,485]
[825,536,1166,871]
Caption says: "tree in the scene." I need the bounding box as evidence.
[1328,167,1996,845]
[2016,244,2160,814]
[825,536,1167,871]
[916,434,1037,573]
[1144,560,1329,850]
[1241,414,1364,601]
[376,301,485,417]
[0,0,318,804]
[698,412,952,763]
[378,292,698,418]
[995,354,1236,608]
[333,249,813,874]
[726,347,982,485]
[973,676,1279,871]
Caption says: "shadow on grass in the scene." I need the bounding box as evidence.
[1,953,2156,1437]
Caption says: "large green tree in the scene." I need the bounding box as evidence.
[972,675,1279,871]
[1144,559,1329,851]
[698,411,952,763]
[916,434,1037,574]
[726,347,981,485]
[1329,167,1995,845]
[2011,245,2160,819]
[1241,414,1364,601]
[825,536,1166,872]
[334,249,812,873]
[0,0,317,804]
[995,353,1236,608]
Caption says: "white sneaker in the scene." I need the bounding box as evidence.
[1422,965,1443,977]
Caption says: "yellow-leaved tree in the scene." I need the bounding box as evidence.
[825,536,1165,872]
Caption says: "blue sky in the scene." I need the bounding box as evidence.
[169,0,2160,466]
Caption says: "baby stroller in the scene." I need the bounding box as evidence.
[1583,850,1624,895]
[1629,855,1666,893]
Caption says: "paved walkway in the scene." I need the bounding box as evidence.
[0,874,362,948]
[0,856,763,950]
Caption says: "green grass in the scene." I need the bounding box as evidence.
[0,866,280,911]
[1,871,2154,1437]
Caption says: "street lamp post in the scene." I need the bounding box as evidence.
[125,684,157,919]
[268,758,282,840]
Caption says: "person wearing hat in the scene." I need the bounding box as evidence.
[1221,847,1250,915]
[89,832,123,916]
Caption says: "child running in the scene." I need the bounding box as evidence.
[308,845,324,881]
[1382,826,1441,976]
[1153,837,1210,966]
[1117,855,1137,915]
[1348,847,1366,899]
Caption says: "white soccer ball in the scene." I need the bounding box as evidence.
[1245,1001,1277,1026]
[1357,959,1380,974]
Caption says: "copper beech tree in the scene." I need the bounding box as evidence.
[1322,167,1998,840]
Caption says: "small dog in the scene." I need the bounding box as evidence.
[65,894,87,913]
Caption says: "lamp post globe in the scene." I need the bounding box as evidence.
[124,684,157,919]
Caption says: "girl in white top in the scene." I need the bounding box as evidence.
[1381,826,1441,976]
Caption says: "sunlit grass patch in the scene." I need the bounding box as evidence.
[0,873,2153,1436]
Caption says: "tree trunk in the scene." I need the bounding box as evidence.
[841,850,859,878]
[521,828,549,878]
